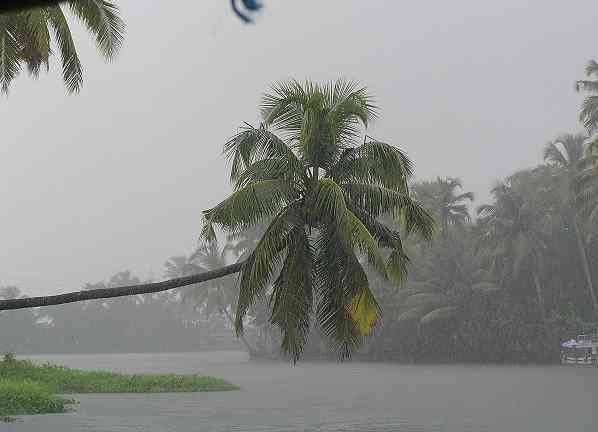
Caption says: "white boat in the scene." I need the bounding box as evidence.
[561,333,598,365]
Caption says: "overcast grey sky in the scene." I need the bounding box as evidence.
[0,0,595,296]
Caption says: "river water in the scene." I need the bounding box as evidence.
[2,351,596,431]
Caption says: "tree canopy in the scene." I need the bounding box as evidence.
[0,0,124,94]
[201,79,434,360]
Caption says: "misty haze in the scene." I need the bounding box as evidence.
[0,1,596,431]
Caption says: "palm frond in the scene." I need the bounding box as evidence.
[580,96,598,134]
[261,79,307,135]
[46,5,83,93]
[313,178,349,226]
[234,158,305,190]
[543,141,568,166]
[454,191,475,203]
[224,124,305,185]
[235,203,304,334]
[314,226,377,359]
[66,0,124,60]
[325,79,377,146]
[342,182,411,217]
[0,16,21,94]
[386,249,410,285]
[202,179,297,234]
[20,9,51,77]
[340,207,388,277]
[331,140,413,189]
[269,226,314,362]
[397,197,435,240]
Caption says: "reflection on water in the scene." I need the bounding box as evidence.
[4,351,596,432]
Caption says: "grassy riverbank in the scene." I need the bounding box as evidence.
[0,355,238,419]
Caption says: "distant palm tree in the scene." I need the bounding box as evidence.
[0,0,124,93]
[477,175,549,319]
[202,79,434,360]
[181,241,257,355]
[544,133,598,311]
[413,177,474,238]
[396,236,500,327]
[574,136,598,230]
[577,60,598,135]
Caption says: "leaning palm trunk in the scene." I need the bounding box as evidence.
[0,262,245,311]
[532,271,546,320]
[572,217,598,312]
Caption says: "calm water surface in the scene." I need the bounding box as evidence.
[3,351,596,432]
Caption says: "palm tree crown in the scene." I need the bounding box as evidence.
[0,0,124,94]
[201,79,434,361]
[476,172,550,317]
[413,177,474,238]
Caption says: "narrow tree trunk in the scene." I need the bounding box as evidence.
[0,262,245,311]
[216,291,257,356]
[532,271,546,320]
[572,218,598,312]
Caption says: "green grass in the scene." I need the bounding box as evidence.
[0,359,239,393]
[0,380,74,417]
[0,355,238,419]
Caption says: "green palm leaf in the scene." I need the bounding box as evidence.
[235,203,305,334]
[0,17,21,93]
[203,180,297,234]
[46,5,83,92]
[269,227,314,362]
[66,0,124,60]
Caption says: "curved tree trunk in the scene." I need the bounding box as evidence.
[532,271,546,320]
[572,218,598,312]
[215,290,257,356]
[0,262,245,311]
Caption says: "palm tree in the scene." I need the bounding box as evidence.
[575,136,598,232]
[396,235,500,327]
[0,0,124,94]
[577,60,598,135]
[477,174,549,319]
[185,242,237,325]
[201,79,434,360]
[544,133,598,311]
[413,177,474,238]
[166,242,258,355]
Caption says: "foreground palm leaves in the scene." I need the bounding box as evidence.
[202,80,434,361]
[0,0,124,94]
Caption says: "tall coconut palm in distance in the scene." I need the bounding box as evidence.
[477,175,549,319]
[413,177,474,238]
[0,0,124,93]
[184,241,257,355]
[201,80,434,361]
[544,133,598,311]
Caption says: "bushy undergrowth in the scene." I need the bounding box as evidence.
[0,379,73,417]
